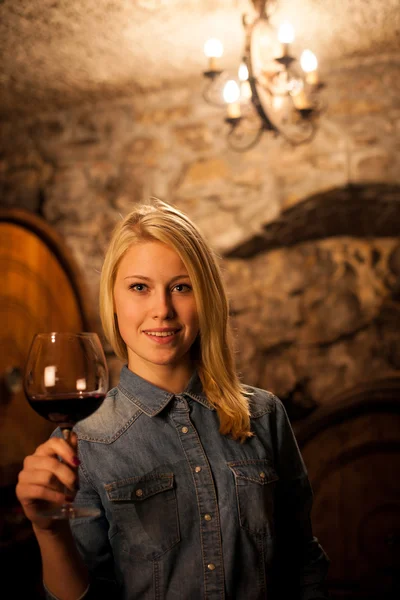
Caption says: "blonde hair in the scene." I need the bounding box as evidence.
[100,199,252,442]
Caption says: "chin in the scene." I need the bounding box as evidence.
[148,351,189,367]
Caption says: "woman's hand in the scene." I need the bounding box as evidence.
[15,432,80,532]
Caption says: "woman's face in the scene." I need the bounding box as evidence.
[113,240,200,379]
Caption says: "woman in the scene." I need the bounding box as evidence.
[16,199,330,599]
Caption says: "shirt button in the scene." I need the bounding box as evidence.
[194,466,202,473]
[207,563,216,571]
[135,489,143,497]
[181,426,189,434]
[204,514,212,521]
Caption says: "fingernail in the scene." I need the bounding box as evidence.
[72,456,81,466]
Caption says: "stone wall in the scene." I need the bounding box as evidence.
[1,55,399,417]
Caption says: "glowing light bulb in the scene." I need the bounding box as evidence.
[204,38,223,71]
[278,21,295,44]
[300,50,318,73]
[223,80,240,104]
[238,62,251,101]
[204,38,224,58]
[223,80,241,119]
[238,62,249,82]
[300,49,319,85]
[238,62,252,100]
[278,21,295,58]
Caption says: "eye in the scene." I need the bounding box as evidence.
[128,283,148,292]
[173,283,192,293]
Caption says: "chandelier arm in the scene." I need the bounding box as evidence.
[245,11,318,146]
[251,0,276,19]
[245,16,278,134]
[280,120,317,146]
[251,0,266,18]
[227,125,266,152]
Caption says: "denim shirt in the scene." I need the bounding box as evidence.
[46,366,329,600]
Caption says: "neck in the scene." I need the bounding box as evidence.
[127,361,194,394]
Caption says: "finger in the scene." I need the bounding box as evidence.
[34,438,80,468]
[16,481,70,507]
[19,460,78,494]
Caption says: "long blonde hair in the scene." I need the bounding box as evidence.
[100,199,252,442]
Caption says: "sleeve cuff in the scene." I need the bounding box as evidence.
[44,582,90,600]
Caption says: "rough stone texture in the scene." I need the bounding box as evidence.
[1,56,399,419]
[225,238,399,412]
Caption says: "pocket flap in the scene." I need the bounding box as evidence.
[105,472,174,502]
[228,460,278,485]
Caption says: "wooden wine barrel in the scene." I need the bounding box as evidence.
[294,378,400,599]
[0,208,97,488]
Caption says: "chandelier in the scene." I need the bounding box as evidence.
[202,0,324,151]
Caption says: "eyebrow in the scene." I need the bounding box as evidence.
[123,274,191,283]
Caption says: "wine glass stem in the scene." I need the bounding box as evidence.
[61,427,75,511]
[62,427,72,443]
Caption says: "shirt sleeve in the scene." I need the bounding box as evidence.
[69,464,120,599]
[269,395,330,600]
[45,430,120,599]
[44,583,90,600]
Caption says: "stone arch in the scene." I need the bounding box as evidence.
[225,183,400,259]
[221,183,400,419]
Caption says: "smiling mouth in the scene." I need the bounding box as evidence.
[142,329,181,338]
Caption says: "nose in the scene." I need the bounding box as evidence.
[152,289,175,320]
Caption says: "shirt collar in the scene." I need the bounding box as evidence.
[118,365,214,417]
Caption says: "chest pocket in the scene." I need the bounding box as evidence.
[228,459,278,537]
[105,471,180,560]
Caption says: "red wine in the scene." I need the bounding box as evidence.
[27,393,105,429]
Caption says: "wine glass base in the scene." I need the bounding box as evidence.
[40,505,101,520]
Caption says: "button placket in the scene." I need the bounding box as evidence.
[171,397,225,599]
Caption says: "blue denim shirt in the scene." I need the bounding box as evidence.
[46,366,329,600]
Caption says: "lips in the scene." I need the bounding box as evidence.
[142,328,181,339]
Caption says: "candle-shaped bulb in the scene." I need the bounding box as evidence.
[238,62,249,82]
[223,80,240,104]
[238,62,252,100]
[278,21,295,58]
[300,49,319,85]
[278,21,295,44]
[300,50,318,73]
[223,80,241,119]
[204,38,224,71]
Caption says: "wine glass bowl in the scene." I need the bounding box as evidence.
[24,332,109,519]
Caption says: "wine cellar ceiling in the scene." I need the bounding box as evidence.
[1,0,399,114]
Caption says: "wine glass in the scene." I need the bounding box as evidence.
[24,332,109,519]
